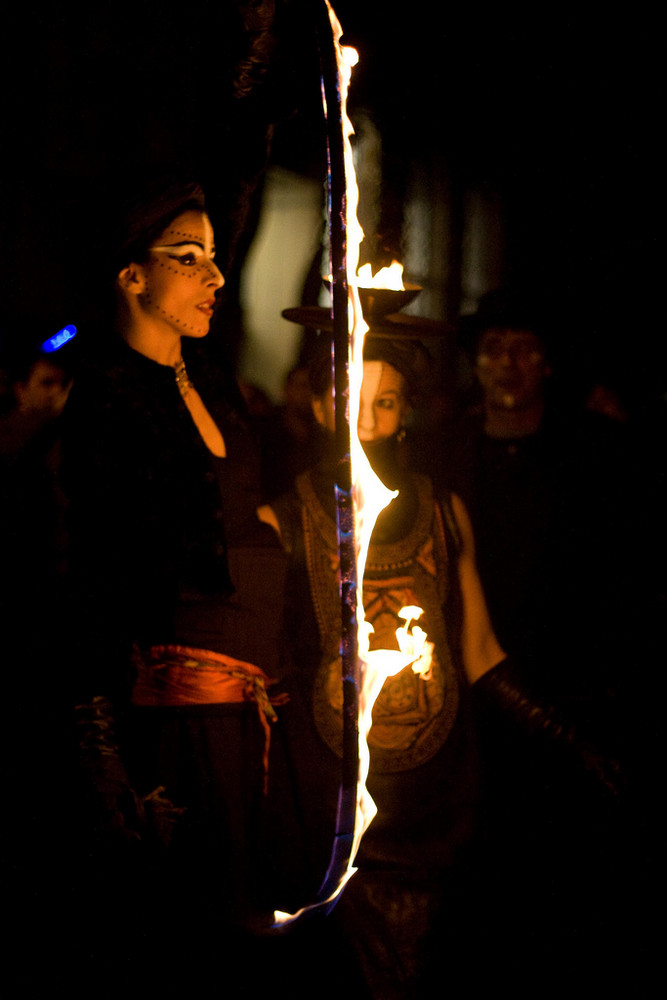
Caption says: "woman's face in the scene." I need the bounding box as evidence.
[475,327,549,411]
[136,210,224,339]
[357,361,408,442]
[311,361,409,441]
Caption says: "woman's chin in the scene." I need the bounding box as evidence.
[182,325,211,340]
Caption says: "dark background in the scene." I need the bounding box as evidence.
[0,5,660,987]
[0,1,663,408]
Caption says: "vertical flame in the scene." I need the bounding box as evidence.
[274,2,431,926]
[325,0,398,868]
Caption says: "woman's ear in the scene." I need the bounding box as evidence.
[116,262,146,296]
[312,396,326,427]
[312,393,334,432]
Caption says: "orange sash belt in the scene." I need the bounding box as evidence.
[132,644,288,790]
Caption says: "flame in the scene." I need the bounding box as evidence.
[356,260,405,290]
[352,607,434,868]
[274,2,432,927]
[396,606,435,680]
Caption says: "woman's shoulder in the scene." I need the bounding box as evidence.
[61,340,175,484]
[67,338,153,402]
[63,347,142,442]
[408,472,457,523]
[410,473,463,556]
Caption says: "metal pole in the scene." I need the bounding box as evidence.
[313,0,360,906]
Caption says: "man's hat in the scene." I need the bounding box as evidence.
[459,285,554,358]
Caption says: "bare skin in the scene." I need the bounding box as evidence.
[450,492,505,682]
[116,210,227,457]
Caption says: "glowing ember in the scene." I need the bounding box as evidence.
[356,260,405,290]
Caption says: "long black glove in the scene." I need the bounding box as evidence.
[74,695,145,845]
[471,658,624,799]
[74,696,187,848]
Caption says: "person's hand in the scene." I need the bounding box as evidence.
[75,695,145,845]
[143,786,187,848]
[472,658,626,800]
[83,750,146,846]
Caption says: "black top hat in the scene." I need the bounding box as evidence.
[459,285,554,357]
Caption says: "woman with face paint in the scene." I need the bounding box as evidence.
[260,330,624,998]
[60,180,288,972]
[257,334,506,997]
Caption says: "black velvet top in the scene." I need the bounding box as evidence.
[60,335,285,702]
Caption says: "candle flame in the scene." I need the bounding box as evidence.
[356,260,405,290]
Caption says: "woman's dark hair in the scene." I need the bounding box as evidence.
[72,175,209,334]
[306,333,431,408]
[362,337,431,408]
[110,178,207,277]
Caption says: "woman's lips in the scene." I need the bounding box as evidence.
[196,300,216,316]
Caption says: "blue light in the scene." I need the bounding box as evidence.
[41,324,77,353]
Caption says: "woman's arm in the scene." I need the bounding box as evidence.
[257,503,282,539]
[450,494,623,795]
[450,491,505,684]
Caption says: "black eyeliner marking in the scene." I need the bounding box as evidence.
[159,241,206,250]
